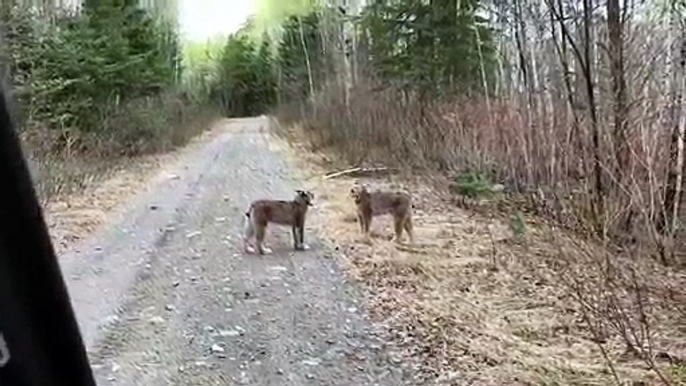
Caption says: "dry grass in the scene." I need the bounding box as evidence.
[42,153,170,255]
[275,78,686,264]
[38,120,223,255]
[271,123,686,386]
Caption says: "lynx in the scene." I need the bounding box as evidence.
[350,184,413,244]
[243,190,314,255]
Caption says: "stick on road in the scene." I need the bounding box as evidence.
[58,118,405,386]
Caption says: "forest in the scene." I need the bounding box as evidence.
[216,0,686,383]
[2,0,685,384]
[216,0,686,266]
[1,0,212,200]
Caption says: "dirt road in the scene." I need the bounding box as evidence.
[58,118,405,386]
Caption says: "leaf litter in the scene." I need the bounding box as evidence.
[273,131,686,386]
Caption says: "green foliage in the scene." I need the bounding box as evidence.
[213,33,277,117]
[181,38,224,104]
[206,7,341,117]
[2,2,216,203]
[208,0,499,118]
[509,211,527,239]
[449,170,495,199]
[359,0,497,98]
[668,364,686,383]
[277,12,330,102]
[207,8,334,117]
[5,4,179,139]
[252,0,318,43]
[248,0,499,110]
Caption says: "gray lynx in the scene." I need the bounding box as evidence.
[243,190,315,255]
[350,184,414,244]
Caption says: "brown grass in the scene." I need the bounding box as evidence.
[37,117,223,256]
[43,153,170,255]
[274,78,686,265]
[271,123,686,386]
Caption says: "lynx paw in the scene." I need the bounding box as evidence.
[294,244,310,251]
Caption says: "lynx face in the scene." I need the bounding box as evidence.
[295,190,315,207]
[350,185,369,205]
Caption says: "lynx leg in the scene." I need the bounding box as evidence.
[293,226,306,251]
[403,215,414,245]
[255,224,272,255]
[243,216,256,254]
[292,226,300,250]
[357,213,366,235]
[392,215,404,244]
[244,240,256,254]
[362,216,373,243]
[299,225,310,250]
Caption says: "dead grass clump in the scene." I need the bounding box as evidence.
[42,153,169,255]
[272,131,686,386]
[19,94,219,250]
[37,118,223,255]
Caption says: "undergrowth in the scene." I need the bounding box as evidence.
[272,113,686,386]
[3,5,220,203]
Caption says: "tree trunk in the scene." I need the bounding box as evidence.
[297,16,315,99]
[342,8,353,109]
[1,0,15,22]
[582,0,604,235]
[514,0,535,185]
[547,0,605,233]
[607,0,628,180]
[548,0,584,181]
[661,10,686,244]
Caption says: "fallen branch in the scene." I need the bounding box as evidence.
[323,166,396,180]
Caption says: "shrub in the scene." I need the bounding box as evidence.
[5,5,178,148]
[212,33,277,117]
[3,4,218,203]
[449,170,495,200]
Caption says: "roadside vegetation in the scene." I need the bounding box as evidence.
[224,0,686,384]
[2,1,218,204]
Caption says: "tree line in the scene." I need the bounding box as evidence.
[214,0,496,116]
[0,0,215,201]
[1,0,202,158]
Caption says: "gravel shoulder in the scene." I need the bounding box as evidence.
[58,117,406,386]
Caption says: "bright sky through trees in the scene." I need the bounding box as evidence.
[179,0,255,41]
[179,0,320,42]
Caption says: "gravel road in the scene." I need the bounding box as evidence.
[58,117,405,386]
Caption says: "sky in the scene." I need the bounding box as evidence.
[179,0,255,41]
